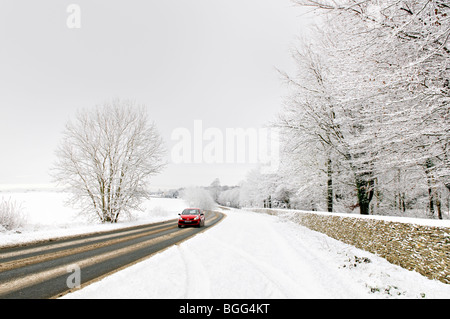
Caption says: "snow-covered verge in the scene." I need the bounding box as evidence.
[249,208,450,284]
[63,207,450,299]
[0,191,188,247]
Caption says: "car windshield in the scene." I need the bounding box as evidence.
[181,209,200,215]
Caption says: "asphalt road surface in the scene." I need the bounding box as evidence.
[0,211,225,299]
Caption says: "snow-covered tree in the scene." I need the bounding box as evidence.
[208,178,221,202]
[277,31,381,214]
[181,186,216,211]
[276,0,450,218]
[52,99,166,223]
[217,187,241,208]
[277,41,339,212]
[293,0,450,210]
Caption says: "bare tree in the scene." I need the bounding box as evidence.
[52,99,166,223]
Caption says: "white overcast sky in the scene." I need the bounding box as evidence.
[0,0,312,189]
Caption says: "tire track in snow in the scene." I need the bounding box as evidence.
[206,234,311,298]
[177,244,211,298]
[223,211,328,298]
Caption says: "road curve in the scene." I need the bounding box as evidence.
[0,211,225,299]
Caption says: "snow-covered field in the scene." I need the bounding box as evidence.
[1,191,449,299]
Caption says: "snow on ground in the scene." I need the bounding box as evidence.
[63,207,450,299]
[1,191,449,299]
[0,190,188,247]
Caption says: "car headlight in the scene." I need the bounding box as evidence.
[179,216,184,220]
[194,216,199,220]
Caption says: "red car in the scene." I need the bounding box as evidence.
[178,208,205,228]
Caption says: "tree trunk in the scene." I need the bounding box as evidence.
[400,193,406,213]
[356,177,374,215]
[425,158,441,218]
[327,157,333,212]
[428,183,435,215]
[436,196,442,220]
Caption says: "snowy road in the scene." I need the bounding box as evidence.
[63,207,450,299]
